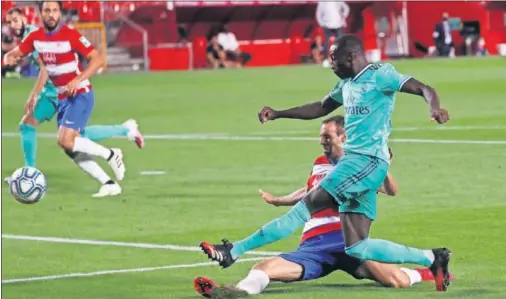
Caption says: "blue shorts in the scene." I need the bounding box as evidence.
[57,91,95,133]
[279,231,363,281]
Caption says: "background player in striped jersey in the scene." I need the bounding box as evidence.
[4,1,138,197]
[196,116,446,298]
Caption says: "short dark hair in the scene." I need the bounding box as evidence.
[322,115,345,128]
[332,34,364,57]
[7,7,24,16]
[37,1,63,11]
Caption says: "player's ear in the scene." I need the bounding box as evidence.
[339,132,346,143]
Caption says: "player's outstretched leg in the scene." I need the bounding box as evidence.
[341,213,452,292]
[82,119,145,148]
[200,200,310,268]
[6,120,39,185]
[64,151,122,197]
[5,96,55,185]
[57,92,126,181]
[19,122,38,168]
[68,136,125,181]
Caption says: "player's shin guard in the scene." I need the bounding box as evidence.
[231,201,311,259]
[82,125,128,142]
[65,151,112,184]
[236,270,270,295]
[19,123,37,167]
[345,239,434,268]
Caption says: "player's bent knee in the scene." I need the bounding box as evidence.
[379,271,409,288]
[345,240,368,260]
[390,272,410,288]
[20,114,40,127]
[57,135,75,150]
[253,258,276,272]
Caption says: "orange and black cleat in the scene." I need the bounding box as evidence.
[200,239,236,269]
[194,276,217,298]
[429,248,452,291]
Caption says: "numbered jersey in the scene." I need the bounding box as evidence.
[301,155,341,243]
[18,24,95,100]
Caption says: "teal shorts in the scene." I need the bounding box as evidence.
[319,153,389,220]
[33,90,58,123]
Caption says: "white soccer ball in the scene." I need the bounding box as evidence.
[9,167,47,204]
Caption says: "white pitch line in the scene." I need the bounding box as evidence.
[1,234,281,256]
[1,132,505,144]
[2,257,265,284]
[390,138,506,145]
[139,171,166,175]
[252,125,506,135]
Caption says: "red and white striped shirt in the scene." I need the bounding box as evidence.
[18,25,94,100]
[300,155,341,243]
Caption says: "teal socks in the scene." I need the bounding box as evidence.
[231,201,311,259]
[19,123,37,167]
[345,238,434,267]
[81,125,128,142]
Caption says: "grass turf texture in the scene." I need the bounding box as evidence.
[2,57,506,299]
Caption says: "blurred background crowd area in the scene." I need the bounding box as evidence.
[2,0,506,77]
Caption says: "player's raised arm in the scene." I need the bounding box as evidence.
[259,187,307,206]
[258,96,340,123]
[376,63,449,124]
[400,78,449,124]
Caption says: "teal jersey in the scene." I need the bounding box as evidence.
[327,63,411,163]
[22,25,58,99]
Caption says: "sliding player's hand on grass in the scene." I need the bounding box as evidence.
[259,189,279,206]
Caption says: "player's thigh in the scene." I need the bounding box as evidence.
[319,155,388,221]
[331,252,365,280]
[302,186,338,215]
[253,257,303,282]
[276,250,332,282]
[58,91,95,133]
[340,211,373,246]
[354,260,410,288]
[32,93,57,124]
[319,154,388,203]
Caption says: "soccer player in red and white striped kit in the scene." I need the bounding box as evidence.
[196,116,453,297]
[4,1,127,188]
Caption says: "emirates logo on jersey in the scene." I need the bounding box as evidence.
[42,52,57,64]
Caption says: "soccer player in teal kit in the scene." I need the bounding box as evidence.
[200,35,452,292]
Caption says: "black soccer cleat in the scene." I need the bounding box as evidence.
[429,248,452,292]
[200,239,236,269]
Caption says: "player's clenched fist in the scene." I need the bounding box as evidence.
[430,108,450,124]
[258,106,278,124]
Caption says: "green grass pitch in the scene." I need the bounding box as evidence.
[2,57,506,299]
